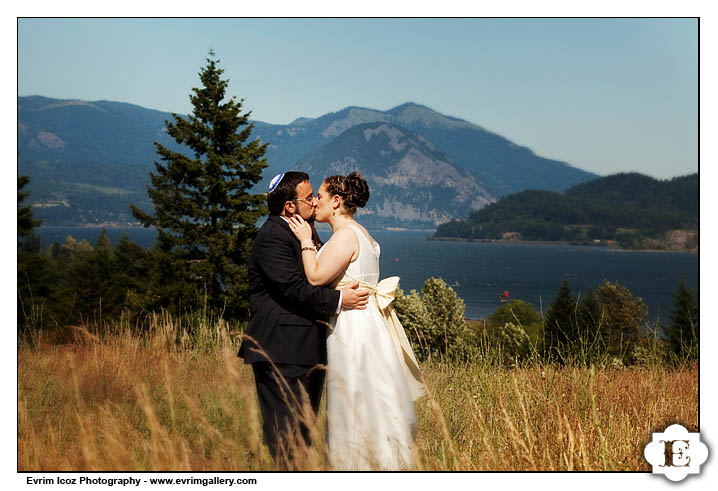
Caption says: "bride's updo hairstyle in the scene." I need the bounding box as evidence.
[324,171,370,215]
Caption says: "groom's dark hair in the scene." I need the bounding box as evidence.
[267,171,310,215]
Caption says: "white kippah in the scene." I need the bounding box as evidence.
[268,173,285,193]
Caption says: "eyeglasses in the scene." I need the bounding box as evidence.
[292,196,316,206]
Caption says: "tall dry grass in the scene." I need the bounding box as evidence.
[17,316,697,471]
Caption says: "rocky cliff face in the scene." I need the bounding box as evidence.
[295,122,494,227]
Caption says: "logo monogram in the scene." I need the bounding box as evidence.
[644,425,708,482]
[660,439,691,467]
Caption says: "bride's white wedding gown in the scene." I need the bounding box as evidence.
[323,224,418,470]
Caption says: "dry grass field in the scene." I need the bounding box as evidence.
[17,317,698,471]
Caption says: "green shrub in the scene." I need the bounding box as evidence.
[488,299,542,328]
[394,277,477,359]
[593,280,648,364]
[495,321,532,365]
[488,300,543,364]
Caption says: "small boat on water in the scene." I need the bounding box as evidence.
[499,290,510,303]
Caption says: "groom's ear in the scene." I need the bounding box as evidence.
[282,200,296,217]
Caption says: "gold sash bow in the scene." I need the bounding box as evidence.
[336,277,426,401]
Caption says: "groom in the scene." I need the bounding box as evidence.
[238,171,369,462]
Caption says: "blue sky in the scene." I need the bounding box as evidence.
[18,18,697,179]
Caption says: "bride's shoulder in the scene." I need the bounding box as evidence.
[323,226,360,261]
[326,226,359,247]
[331,226,359,241]
[352,222,377,243]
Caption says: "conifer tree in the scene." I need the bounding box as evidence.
[131,51,268,319]
[91,230,125,318]
[110,233,152,314]
[577,288,601,330]
[18,175,41,247]
[53,230,124,325]
[576,288,605,361]
[664,276,698,362]
[544,279,578,362]
[18,174,51,332]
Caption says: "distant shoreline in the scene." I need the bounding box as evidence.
[37,224,148,230]
[430,237,572,246]
[429,236,698,254]
[607,247,698,255]
[38,224,438,233]
[34,225,698,254]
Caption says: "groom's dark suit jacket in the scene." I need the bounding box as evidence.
[238,215,341,366]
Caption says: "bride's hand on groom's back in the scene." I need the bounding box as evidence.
[340,280,369,310]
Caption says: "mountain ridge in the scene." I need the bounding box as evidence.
[19,95,599,227]
[248,100,599,197]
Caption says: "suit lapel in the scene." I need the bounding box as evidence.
[268,215,304,273]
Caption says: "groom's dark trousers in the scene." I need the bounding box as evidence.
[238,215,340,459]
[251,362,325,457]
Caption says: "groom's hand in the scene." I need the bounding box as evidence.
[341,280,369,310]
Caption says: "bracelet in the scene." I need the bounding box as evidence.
[301,246,316,253]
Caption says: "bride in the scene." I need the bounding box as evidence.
[287,172,425,470]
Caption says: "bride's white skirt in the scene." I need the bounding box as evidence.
[326,298,417,471]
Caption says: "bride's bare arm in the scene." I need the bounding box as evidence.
[288,216,358,286]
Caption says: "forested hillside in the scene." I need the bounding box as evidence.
[565,172,698,215]
[432,173,698,250]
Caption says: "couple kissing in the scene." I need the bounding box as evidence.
[238,171,425,470]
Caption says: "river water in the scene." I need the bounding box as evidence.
[36,227,698,322]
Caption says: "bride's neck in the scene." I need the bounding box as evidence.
[328,213,354,232]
